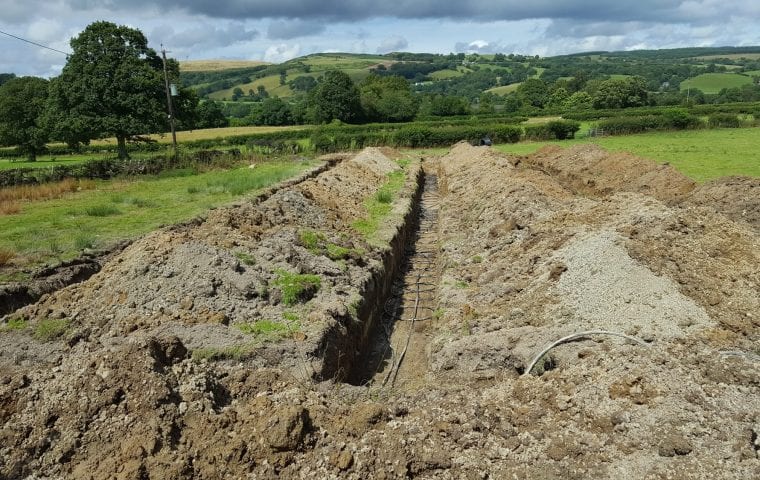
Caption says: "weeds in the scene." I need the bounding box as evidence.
[0,201,21,215]
[191,344,253,362]
[74,234,97,250]
[353,170,405,240]
[299,229,358,260]
[237,319,292,341]
[271,269,321,306]
[1,317,26,331]
[85,205,121,217]
[33,318,69,342]
[0,178,96,204]
[234,251,256,265]
[0,248,15,266]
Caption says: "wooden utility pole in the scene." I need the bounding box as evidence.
[161,45,178,154]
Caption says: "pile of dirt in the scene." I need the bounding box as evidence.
[428,143,759,478]
[523,144,697,204]
[684,176,760,230]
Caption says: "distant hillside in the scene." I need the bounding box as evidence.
[180,46,760,102]
[180,60,269,72]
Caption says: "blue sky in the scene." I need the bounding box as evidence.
[1,0,759,77]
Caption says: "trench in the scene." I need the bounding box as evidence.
[345,164,440,387]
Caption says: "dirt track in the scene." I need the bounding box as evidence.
[1,144,759,479]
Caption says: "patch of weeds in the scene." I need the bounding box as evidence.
[191,344,252,362]
[374,190,393,204]
[472,255,483,264]
[432,308,445,321]
[347,295,362,318]
[282,311,300,324]
[455,280,469,289]
[325,243,353,260]
[33,318,69,342]
[234,251,256,266]
[1,317,27,332]
[186,185,202,194]
[46,239,63,256]
[299,230,326,252]
[125,197,157,208]
[271,269,321,306]
[85,205,121,217]
[353,170,406,240]
[0,247,15,267]
[299,229,357,261]
[237,319,289,341]
[74,234,97,250]
[396,157,411,168]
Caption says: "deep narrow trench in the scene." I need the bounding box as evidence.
[347,164,440,388]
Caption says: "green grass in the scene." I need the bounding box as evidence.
[494,127,760,182]
[192,344,253,361]
[680,73,753,94]
[271,269,321,306]
[0,160,315,269]
[85,205,121,217]
[235,314,301,342]
[352,170,406,240]
[429,69,465,80]
[0,153,101,170]
[1,317,27,331]
[33,318,69,341]
[233,251,256,265]
[486,83,521,95]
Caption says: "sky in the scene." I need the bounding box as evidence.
[1,0,759,77]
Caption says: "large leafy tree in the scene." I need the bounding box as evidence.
[592,76,649,109]
[359,74,419,122]
[0,76,49,161]
[46,21,168,159]
[309,70,363,124]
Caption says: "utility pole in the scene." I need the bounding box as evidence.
[161,45,178,155]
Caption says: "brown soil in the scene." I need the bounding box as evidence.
[1,144,758,479]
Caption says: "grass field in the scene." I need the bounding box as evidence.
[180,60,269,72]
[695,53,760,60]
[429,69,465,80]
[0,160,315,275]
[494,127,760,182]
[680,73,753,94]
[486,83,522,95]
[0,153,104,171]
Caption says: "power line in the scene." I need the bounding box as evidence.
[0,28,70,56]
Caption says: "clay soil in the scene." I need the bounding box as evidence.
[1,144,759,479]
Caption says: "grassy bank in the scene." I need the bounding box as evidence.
[0,160,315,277]
[494,127,760,182]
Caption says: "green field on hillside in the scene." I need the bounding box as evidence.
[429,69,465,80]
[494,127,760,182]
[0,160,315,275]
[680,73,753,94]
[486,83,521,95]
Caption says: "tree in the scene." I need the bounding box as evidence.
[564,91,593,111]
[232,87,244,101]
[516,78,549,108]
[0,76,49,161]
[196,100,229,129]
[0,73,16,87]
[45,21,169,159]
[592,76,648,109]
[359,74,418,122]
[289,75,317,93]
[309,70,363,124]
[256,97,293,126]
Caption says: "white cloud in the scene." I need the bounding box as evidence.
[264,43,301,62]
[376,35,408,53]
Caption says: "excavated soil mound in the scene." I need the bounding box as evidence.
[685,176,760,230]
[523,144,697,204]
